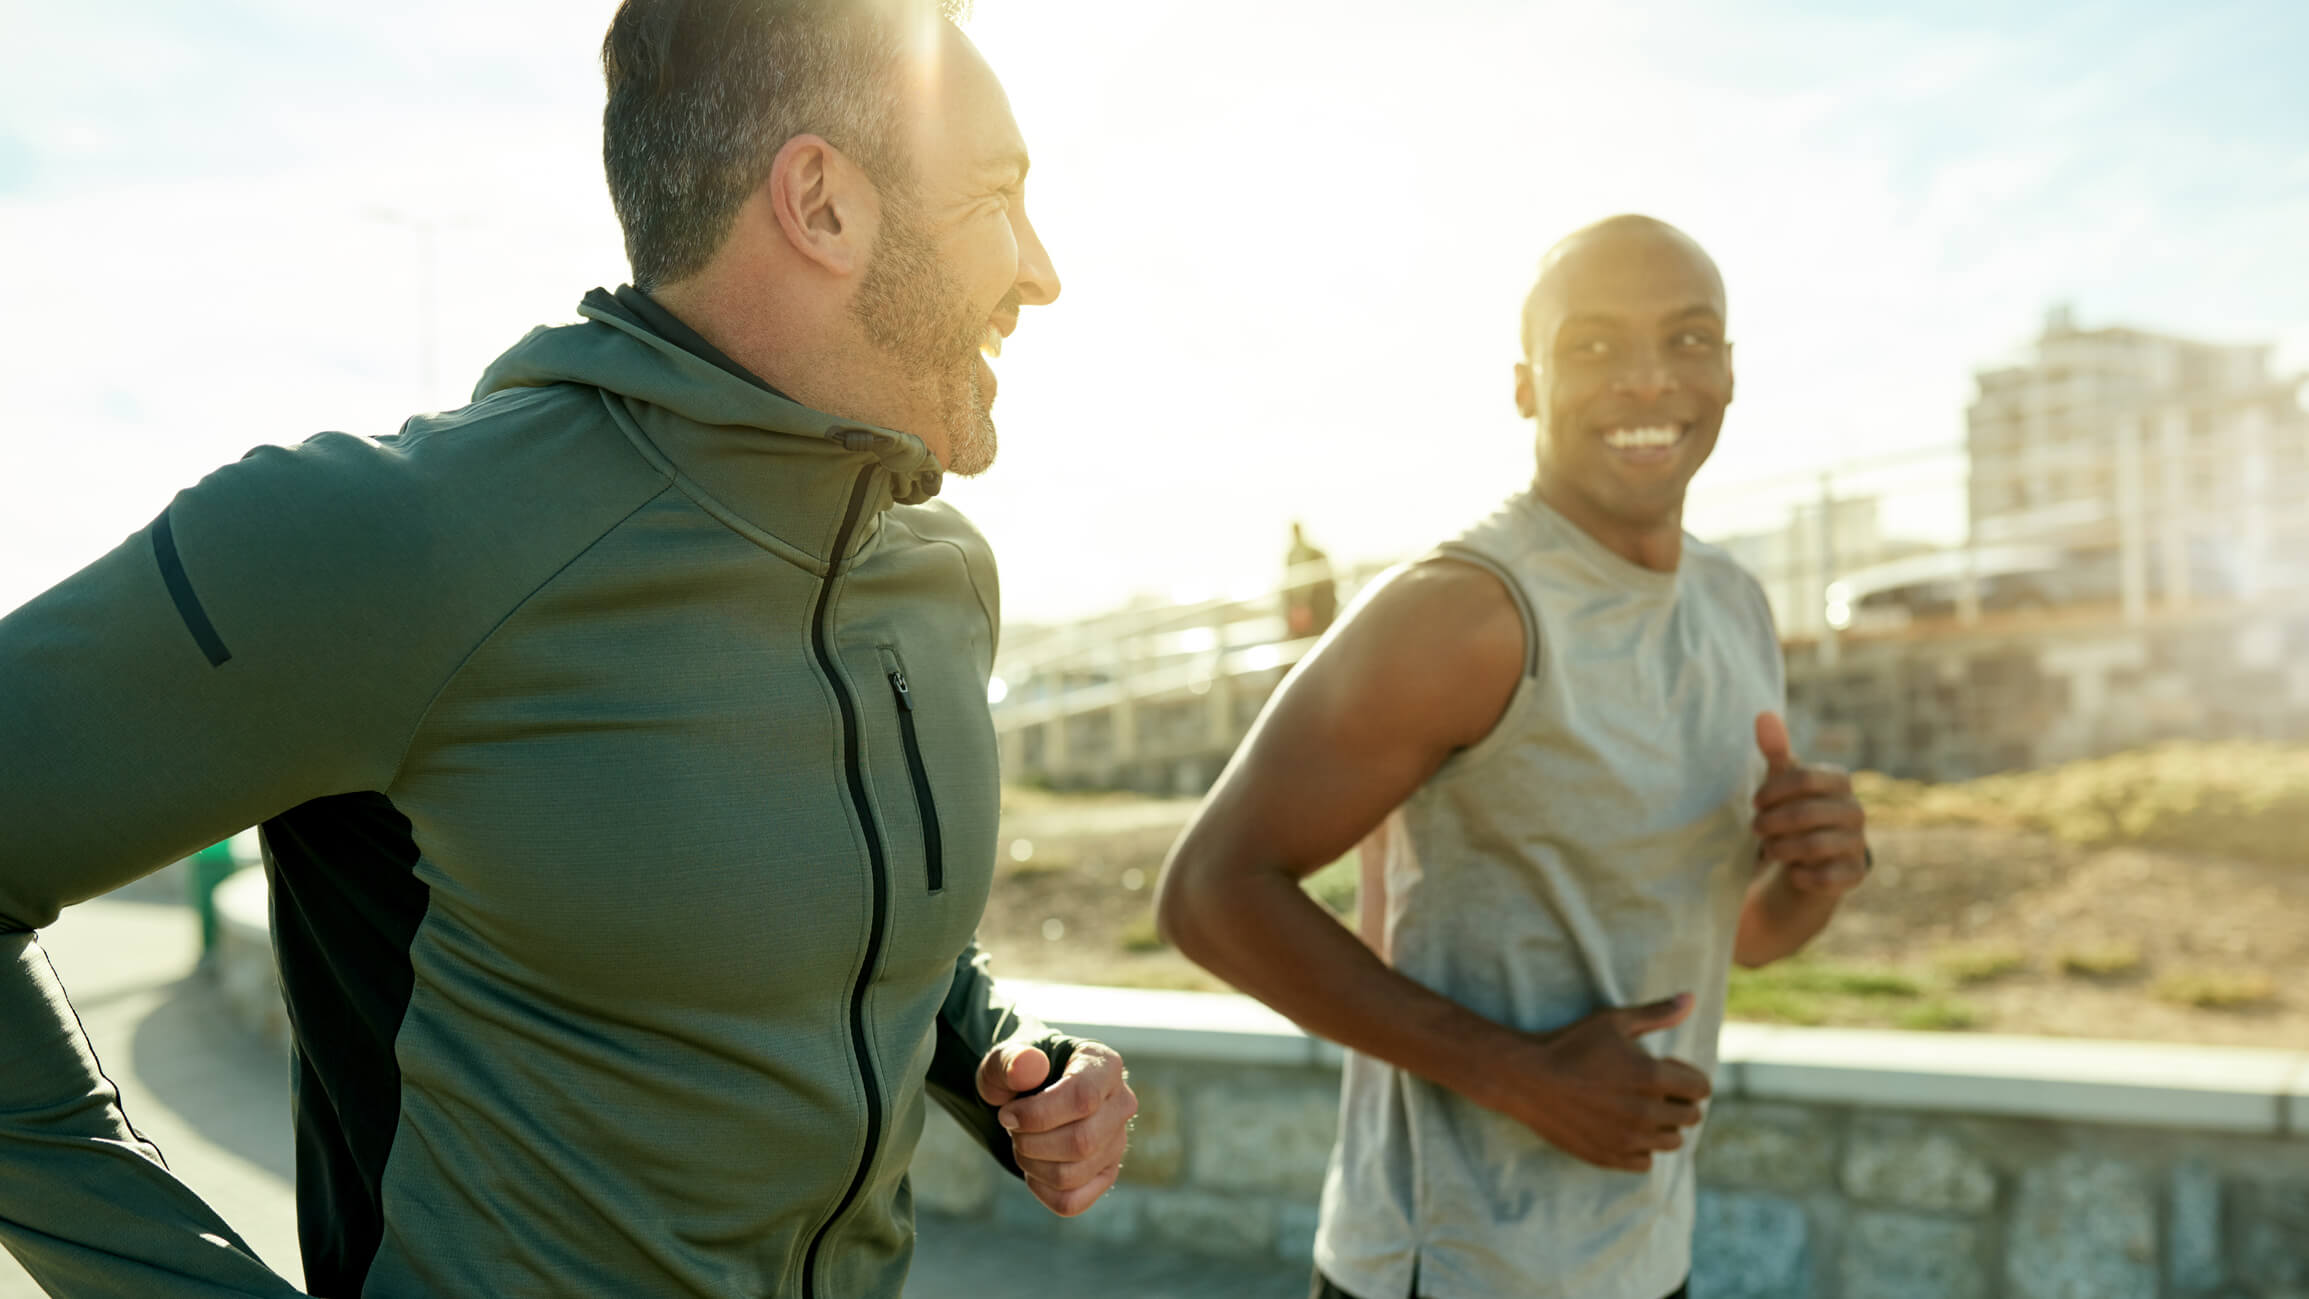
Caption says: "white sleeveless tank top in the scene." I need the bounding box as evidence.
[1313,491,1784,1299]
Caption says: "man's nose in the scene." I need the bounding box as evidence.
[1610,343,1676,400]
[1013,210,1061,307]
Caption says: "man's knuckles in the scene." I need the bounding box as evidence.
[1046,1118,1106,1162]
[1765,828,1856,864]
[1030,1164,1119,1216]
[1791,861,1866,893]
[1007,1082,1101,1132]
[1754,801,1858,837]
[1756,765,1851,807]
[1057,1172,1119,1217]
[1022,1155,1105,1193]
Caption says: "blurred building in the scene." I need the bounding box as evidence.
[1967,307,2309,599]
[1716,495,1889,638]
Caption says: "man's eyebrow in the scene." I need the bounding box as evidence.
[1668,303,1726,324]
[1554,312,1626,332]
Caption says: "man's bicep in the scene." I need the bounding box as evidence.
[1,459,446,926]
[2,527,318,924]
[1191,564,1523,879]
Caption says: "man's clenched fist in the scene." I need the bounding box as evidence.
[976,1038,1137,1217]
[1752,711,1869,898]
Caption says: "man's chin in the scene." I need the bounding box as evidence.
[946,415,997,478]
[942,357,997,477]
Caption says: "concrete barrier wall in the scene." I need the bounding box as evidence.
[920,983,2309,1299]
[215,875,2307,1296]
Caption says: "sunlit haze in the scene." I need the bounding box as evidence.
[4,0,2303,623]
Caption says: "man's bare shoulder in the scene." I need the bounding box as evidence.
[1355,556,1523,654]
[1313,557,1526,752]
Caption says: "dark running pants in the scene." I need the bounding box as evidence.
[1313,1272,1690,1299]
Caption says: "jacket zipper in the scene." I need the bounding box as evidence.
[799,467,888,1299]
[885,656,946,893]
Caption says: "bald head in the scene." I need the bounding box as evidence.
[1509,214,1735,551]
[1519,215,1725,361]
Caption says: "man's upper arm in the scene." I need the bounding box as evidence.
[0,437,474,927]
[1182,558,1528,880]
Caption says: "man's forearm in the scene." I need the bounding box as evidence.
[1733,867,1843,968]
[0,935,301,1296]
[1159,863,1528,1112]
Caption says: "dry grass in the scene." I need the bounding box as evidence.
[1118,913,1165,953]
[2057,941,2146,979]
[2152,969,2278,1010]
[1303,854,1359,916]
[1932,944,2030,985]
[1854,741,2309,867]
[1725,958,1930,1027]
[979,744,2309,1043]
[1896,1000,1986,1031]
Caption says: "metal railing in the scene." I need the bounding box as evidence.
[995,387,2309,787]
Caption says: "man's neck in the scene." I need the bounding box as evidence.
[615,287,786,400]
[649,280,952,463]
[1531,477,1685,573]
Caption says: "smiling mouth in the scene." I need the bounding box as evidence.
[1601,423,1687,450]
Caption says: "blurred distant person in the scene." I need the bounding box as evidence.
[0,2,1137,1296]
[181,837,242,963]
[1285,520,1340,638]
[1158,215,1872,1299]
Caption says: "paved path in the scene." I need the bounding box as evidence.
[2,882,1308,1298]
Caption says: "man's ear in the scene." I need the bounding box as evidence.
[768,134,871,276]
[1724,342,1736,405]
[1513,361,1538,420]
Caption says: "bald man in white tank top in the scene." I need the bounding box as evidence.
[1157,216,1873,1299]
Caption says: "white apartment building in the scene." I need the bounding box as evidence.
[1967,308,2309,602]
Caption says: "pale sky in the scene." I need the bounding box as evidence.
[3,0,2304,622]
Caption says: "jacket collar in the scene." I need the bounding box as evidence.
[474,288,945,567]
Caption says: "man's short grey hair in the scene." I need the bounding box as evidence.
[602,0,968,291]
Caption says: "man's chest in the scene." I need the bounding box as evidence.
[382,537,1001,1008]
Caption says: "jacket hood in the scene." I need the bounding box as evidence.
[474,288,945,505]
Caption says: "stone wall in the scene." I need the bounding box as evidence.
[1688,1104,2304,1298]
[213,877,2305,1294]
[914,984,2309,1299]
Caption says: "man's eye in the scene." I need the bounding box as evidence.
[1675,332,1721,349]
[1565,339,1611,357]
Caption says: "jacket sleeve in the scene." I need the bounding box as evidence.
[0,937,306,1297]
[921,941,1080,1178]
[0,438,469,1295]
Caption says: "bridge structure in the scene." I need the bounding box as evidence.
[993,427,2309,792]
[990,557,1390,795]
[994,564,2309,794]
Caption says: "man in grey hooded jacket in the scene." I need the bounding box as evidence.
[0,3,1136,1295]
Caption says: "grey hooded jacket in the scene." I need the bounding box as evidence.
[0,288,1066,1298]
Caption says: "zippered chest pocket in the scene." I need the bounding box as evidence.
[878,647,946,893]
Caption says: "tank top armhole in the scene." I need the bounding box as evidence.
[1422,542,1544,783]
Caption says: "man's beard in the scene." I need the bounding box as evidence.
[849,193,998,477]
